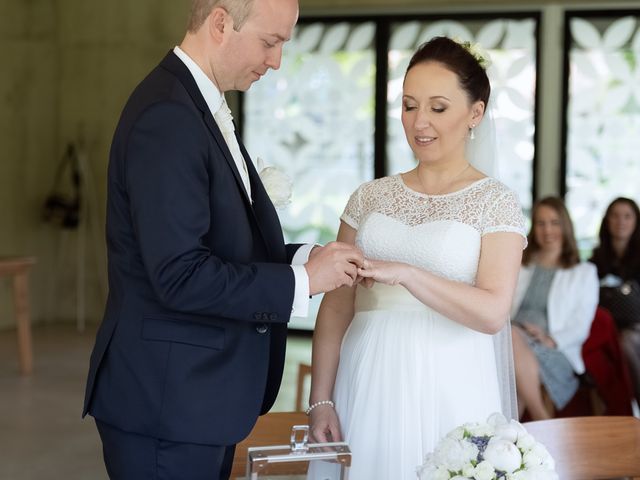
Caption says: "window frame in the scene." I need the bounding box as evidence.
[239,11,541,210]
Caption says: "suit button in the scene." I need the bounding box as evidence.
[256,323,269,334]
[269,313,277,321]
[253,312,262,320]
[262,313,269,321]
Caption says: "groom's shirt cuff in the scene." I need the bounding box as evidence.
[289,244,316,318]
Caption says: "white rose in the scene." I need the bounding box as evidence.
[473,460,497,480]
[462,464,477,478]
[256,157,293,208]
[487,412,508,427]
[523,444,555,471]
[522,449,544,469]
[434,465,452,480]
[520,466,558,480]
[506,470,532,480]
[450,476,473,480]
[467,423,495,437]
[494,423,520,443]
[516,433,536,451]
[483,438,522,473]
[434,437,479,472]
[447,426,467,440]
[510,420,529,438]
[417,461,438,480]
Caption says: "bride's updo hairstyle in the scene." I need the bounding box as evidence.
[405,36,490,108]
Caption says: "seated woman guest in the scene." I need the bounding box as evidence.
[511,197,599,420]
[590,197,640,407]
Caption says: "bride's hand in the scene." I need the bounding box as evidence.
[357,259,410,286]
[309,404,342,443]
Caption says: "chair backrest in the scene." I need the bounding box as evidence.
[523,416,640,480]
[295,362,312,412]
[230,411,308,479]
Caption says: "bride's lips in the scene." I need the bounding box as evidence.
[414,135,437,147]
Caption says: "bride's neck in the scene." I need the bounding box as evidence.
[411,159,472,195]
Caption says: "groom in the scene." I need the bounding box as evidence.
[82,0,363,478]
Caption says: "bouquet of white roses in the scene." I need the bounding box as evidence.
[417,413,557,480]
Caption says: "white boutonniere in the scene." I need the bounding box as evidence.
[257,157,293,209]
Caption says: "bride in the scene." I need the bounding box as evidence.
[307,36,527,479]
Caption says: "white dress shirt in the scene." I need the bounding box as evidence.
[173,46,311,317]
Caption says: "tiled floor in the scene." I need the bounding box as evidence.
[0,324,312,480]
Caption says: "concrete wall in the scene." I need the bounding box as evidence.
[0,0,635,328]
[1,1,58,328]
[1,0,187,328]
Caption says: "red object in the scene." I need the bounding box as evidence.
[555,307,634,417]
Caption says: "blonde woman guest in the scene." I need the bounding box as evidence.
[511,197,599,420]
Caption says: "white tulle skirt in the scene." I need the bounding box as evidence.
[307,284,503,480]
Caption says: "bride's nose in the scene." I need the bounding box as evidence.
[414,109,431,130]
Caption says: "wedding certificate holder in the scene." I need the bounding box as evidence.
[246,425,351,479]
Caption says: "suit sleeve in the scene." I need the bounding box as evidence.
[125,100,294,322]
[285,243,304,264]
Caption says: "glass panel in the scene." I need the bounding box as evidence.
[565,14,640,253]
[243,21,376,329]
[387,18,537,216]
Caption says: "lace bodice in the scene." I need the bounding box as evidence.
[341,175,527,283]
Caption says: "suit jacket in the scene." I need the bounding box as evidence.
[83,51,300,446]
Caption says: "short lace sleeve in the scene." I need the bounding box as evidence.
[341,185,362,229]
[482,187,528,247]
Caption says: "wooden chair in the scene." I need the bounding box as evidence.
[295,362,312,412]
[523,416,640,479]
[0,256,36,375]
[230,411,308,479]
[538,307,633,419]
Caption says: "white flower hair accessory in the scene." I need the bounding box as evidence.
[452,37,492,70]
[257,157,293,209]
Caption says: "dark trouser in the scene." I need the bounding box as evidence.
[96,419,236,480]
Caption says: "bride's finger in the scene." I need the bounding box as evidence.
[357,267,374,277]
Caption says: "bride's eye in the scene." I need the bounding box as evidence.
[431,106,446,113]
[403,103,417,112]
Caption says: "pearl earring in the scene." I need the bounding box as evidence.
[469,124,476,140]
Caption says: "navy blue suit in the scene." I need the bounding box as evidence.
[83,51,300,454]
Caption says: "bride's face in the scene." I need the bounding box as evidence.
[401,61,483,165]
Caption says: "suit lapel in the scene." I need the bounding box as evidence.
[159,51,252,206]
[158,51,285,260]
[241,143,286,261]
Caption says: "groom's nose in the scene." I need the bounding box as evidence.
[265,45,283,70]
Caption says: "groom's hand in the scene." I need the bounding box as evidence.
[305,242,364,295]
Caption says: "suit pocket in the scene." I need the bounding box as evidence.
[142,315,225,350]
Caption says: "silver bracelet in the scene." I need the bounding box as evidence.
[305,399,335,416]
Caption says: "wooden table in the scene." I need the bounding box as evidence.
[0,256,36,374]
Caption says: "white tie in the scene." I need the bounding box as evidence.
[214,98,252,200]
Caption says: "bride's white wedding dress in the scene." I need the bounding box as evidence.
[308,175,525,480]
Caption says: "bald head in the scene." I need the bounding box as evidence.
[187,0,254,33]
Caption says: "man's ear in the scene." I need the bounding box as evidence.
[207,7,228,42]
